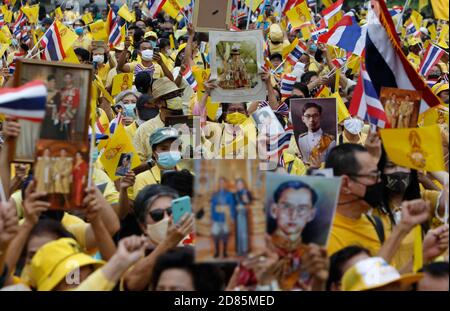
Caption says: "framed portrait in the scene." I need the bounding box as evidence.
[192,0,232,32]
[193,159,266,263]
[12,59,93,163]
[34,140,89,210]
[265,172,341,290]
[209,30,267,103]
[252,106,285,137]
[290,98,337,165]
[115,153,133,177]
[380,87,422,129]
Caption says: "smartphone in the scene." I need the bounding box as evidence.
[153,47,160,53]
[172,196,192,224]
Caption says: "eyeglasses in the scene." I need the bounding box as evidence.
[278,202,312,215]
[303,113,320,119]
[349,171,382,182]
[149,207,172,222]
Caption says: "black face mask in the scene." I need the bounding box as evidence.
[361,181,385,208]
[385,172,411,194]
[139,107,159,121]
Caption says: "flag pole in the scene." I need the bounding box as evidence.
[396,0,412,32]
[26,20,56,58]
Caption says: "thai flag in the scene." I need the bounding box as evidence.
[318,15,366,56]
[147,0,167,18]
[286,40,307,65]
[8,52,25,74]
[321,0,344,26]
[40,22,66,61]
[332,56,347,68]
[364,0,440,113]
[89,120,109,141]
[0,80,47,122]
[0,13,4,27]
[266,126,294,159]
[280,74,297,98]
[405,21,419,37]
[349,62,388,128]
[22,31,31,45]
[12,11,27,39]
[182,65,198,92]
[108,10,124,48]
[311,25,328,41]
[109,112,123,136]
[282,0,301,14]
[389,8,402,18]
[259,101,290,116]
[418,44,445,77]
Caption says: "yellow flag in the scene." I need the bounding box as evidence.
[1,6,13,23]
[63,47,80,64]
[94,77,114,104]
[322,0,333,7]
[347,54,361,74]
[301,25,312,41]
[55,21,78,54]
[169,34,175,50]
[420,105,448,126]
[428,23,437,40]
[178,0,191,7]
[111,73,133,96]
[0,26,12,44]
[21,4,39,24]
[0,42,8,58]
[82,13,93,25]
[438,24,449,43]
[162,0,182,19]
[245,0,264,11]
[100,123,141,181]
[118,4,135,23]
[286,2,312,28]
[89,20,108,41]
[410,10,423,29]
[332,92,350,123]
[316,86,332,98]
[328,11,343,29]
[379,125,445,172]
[55,7,63,20]
[419,0,429,11]
[282,38,299,58]
[430,0,449,21]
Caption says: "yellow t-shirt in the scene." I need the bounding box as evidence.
[282,152,307,175]
[133,165,163,200]
[132,115,165,162]
[93,168,120,207]
[327,211,383,258]
[125,121,138,140]
[97,63,111,87]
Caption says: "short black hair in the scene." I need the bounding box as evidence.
[301,71,318,84]
[158,38,171,50]
[325,144,368,177]
[74,48,90,62]
[29,219,75,242]
[419,262,449,278]
[134,71,153,94]
[134,184,178,224]
[270,53,283,62]
[326,245,371,291]
[136,94,154,111]
[302,102,322,115]
[293,82,310,98]
[161,169,194,197]
[273,180,318,205]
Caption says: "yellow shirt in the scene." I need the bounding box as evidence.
[133,165,163,199]
[327,211,383,257]
[97,63,111,86]
[93,168,120,206]
[282,152,307,175]
[132,115,165,162]
[407,52,421,70]
[125,121,138,140]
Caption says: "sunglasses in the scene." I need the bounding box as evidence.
[149,207,172,222]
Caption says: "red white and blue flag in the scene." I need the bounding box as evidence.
[286,40,307,65]
[108,9,125,48]
[40,22,66,61]
[147,0,167,18]
[109,112,123,136]
[280,74,297,98]
[182,66,198,92]
[266,126,294,160]
[321,0,344,26]
[418,44,445,77]
[0,13,5,27]
[0,80,48,122]
[12,11,27,39]
[332,56,347,68]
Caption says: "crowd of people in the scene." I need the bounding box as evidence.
[0,0,449,292]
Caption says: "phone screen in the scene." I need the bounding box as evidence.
[172,196,192,224]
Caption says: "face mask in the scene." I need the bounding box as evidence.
[361,181,385,208]
[139,108,159,122]
[92,54,104,64]
[156,151,181,169]
[75,27,84,36]
[226,112,247,125]
[385,172,411,194]
[344,118,364,135]
[146,218,170,245]
[310,44,318,53]
[166,97,183,111]
[141,49,154,61]
[124,104,136,119]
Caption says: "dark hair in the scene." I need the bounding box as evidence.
[134,71,153,94]
[28,219,75,241]
[158,38,171,50]
[273,180,318,205]
[150,247,225,291]
[134,184,178,224]
[218,103,247,122]
[325,144,368,176]
[74,47,90,62]
[301,71,318,84]
[136,94,154,111]
[161,169,194,197]
[269,53,283,62]
[327,246,371,290]
[302,102,322,115]
[419,262,449,277]
[293,82,310,98]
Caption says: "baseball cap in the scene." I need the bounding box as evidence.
[150,127,180,148]
[151,77,184,99]
[431,82,449,96]
[144,31,158,40]
[342,257,423,291]
[29,238,105,291]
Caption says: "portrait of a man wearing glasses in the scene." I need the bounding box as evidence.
[297,102,336,164]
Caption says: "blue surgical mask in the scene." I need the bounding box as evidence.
[156,151,181,169]
[75,27,84,36]
[124,104,136,119]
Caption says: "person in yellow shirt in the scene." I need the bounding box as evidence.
[338,117,367,145]
[72,19,92,51]
[267,23,290,56]
[92,46,113,86]
[133,127,182,199]
[406,37,422,71]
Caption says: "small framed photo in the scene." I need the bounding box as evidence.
[115,153,133,177]
[13,59,93,163]
[380,87,422,129]
[192,0,232,32]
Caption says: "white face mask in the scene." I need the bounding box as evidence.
[146,218,169,245]
[344,118,364,135]
[141,49,154,61]
[92,54,104,64]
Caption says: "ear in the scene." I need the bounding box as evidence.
[270,203,278,219]
[340,175,353,195]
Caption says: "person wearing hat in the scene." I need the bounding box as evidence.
[132,77,184,162]
[118,38,173,81]
[267,24,290,56]
[341,257,423,291]
[432,82,449,105]
[125,93,159,140]
[133,127,183,198]
[29,235,147,291]
[406,37,422,71]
